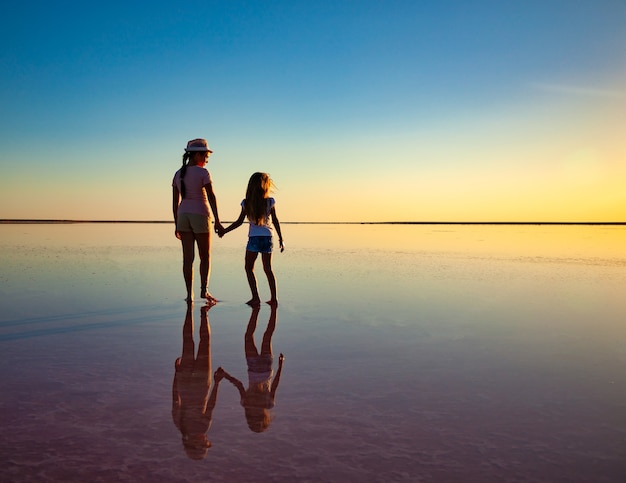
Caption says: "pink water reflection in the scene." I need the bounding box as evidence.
[1,223,625,481]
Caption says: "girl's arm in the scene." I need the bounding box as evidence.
[172,186,181,239]
[270,353,284,399]
[204,182,223,234]
[270,207,284,252]
[216,367,247,399]
[221,207,246,236]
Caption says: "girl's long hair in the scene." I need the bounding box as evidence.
[179,152,192,198]
[244,172,273,226]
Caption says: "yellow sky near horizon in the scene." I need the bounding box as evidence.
[1,54,624,223]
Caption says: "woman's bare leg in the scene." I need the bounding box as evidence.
[196,232,215,302]
[245,250,261,306]
[180,232,196,301]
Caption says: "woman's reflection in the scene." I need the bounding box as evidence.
[219,305,284,433]
[172,303,225,459]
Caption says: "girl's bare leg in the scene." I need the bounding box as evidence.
[245,306,261,357]
[261,304,277,355]
[245,250,261,306]
[196,232,215,303]
[261,252,278,305]
[180,232,196,301]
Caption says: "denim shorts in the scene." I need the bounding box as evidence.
[246,236,273,253]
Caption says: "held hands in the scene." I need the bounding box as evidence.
[214,367,226,381]
[214,221,225,238]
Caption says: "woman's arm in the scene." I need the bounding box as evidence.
[203,377,222,420]
[172,186,181,239]
[204,182,223,233]
[270,207,284,252]
[171,372,182,430]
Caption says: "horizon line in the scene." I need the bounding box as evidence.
[1,219,624,226]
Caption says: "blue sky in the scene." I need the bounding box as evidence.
[1,1,624,221]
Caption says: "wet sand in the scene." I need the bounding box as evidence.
[1,223,625,481]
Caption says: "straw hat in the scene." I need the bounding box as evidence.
[185,138,213,153]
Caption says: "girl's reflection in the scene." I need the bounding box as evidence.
[218,305,284,433]
[172,303,224,459]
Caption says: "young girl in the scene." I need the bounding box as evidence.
[220,172,284,306]
[172,138,223,303]
[216,305,285,433]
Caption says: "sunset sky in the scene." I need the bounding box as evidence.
[1,1,624,222]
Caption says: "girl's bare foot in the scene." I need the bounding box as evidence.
[266,299,279,306]
[246,297,261,307]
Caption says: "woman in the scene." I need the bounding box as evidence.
[172,138,223,303]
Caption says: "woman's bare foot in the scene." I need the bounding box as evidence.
[246,297,261,307]
[201,290,217,304]
[200,303,214,314]
[266,299,279,306]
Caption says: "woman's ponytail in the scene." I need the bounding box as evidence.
[180,152,190,198]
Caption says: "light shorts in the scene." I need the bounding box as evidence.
[177,212,210,234]
[246,236,273,253]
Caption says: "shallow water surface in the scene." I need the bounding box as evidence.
[1,223,625,481]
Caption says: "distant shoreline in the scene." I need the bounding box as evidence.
[1,219,624,226]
